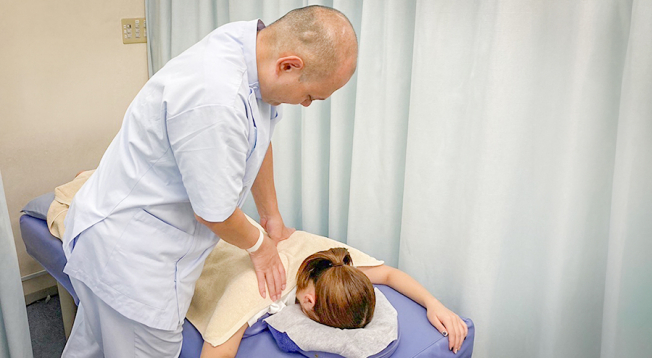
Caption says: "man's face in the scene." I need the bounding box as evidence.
[261,60,355,107]
[262,76,340,107]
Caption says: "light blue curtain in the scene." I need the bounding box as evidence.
[145,1,652,357]
[0,172,33,358]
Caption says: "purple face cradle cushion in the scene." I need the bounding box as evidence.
[266,321,400,358]
[21,192,54,220]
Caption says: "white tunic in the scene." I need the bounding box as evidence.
[62,19,281,330]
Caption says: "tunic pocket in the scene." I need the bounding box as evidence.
[245,89,258,161]
[100,209,193,312]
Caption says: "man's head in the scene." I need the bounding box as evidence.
[256,5,358,107]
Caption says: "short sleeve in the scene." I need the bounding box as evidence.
[167,105,249,222]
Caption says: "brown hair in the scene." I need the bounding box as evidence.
[296,247,375,329]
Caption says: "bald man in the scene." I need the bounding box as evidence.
[61,6,357,358]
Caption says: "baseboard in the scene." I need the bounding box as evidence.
[25,285,58,305]
[22,270,57,304]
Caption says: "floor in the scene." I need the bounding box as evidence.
[27,294,66,358]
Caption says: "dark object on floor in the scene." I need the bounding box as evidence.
[27,294,66,358]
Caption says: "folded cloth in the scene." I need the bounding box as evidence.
[186,229,384,347]
[47,170,95,239]
[264,287,398,358]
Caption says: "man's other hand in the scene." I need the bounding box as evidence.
[260,215,295,244]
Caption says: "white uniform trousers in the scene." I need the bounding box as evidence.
[62,278,184,358]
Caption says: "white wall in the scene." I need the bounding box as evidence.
[0,0,148,297]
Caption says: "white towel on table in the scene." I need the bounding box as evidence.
[264,288,398,358]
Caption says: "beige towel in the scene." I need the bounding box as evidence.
[186,229,383,347]
[47,170,95,239]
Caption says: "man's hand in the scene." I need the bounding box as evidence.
[194,209,288,301]
[249,234,286,301]
[260,214,295,244]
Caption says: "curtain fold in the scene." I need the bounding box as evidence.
[326,0,363,243]
[600,1,652,357]
[346,0,417,267]
[0,172,33,358]
[400,1,632,356]
[144,1,652,356]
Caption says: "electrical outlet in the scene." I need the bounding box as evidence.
[121,18,147,44]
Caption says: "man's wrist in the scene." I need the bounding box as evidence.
[258,207,281,220]
[246,228,265,253]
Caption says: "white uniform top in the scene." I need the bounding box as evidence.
[62,19,281,330]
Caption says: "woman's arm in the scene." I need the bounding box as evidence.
[199,323,248,358]
[358,265,468,354]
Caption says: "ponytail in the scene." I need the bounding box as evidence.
[297,248,376,329]
[297,247,351,283]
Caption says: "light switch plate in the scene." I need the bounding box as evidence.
[121,18,147,44]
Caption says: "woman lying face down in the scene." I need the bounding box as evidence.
[200,248,468,358]
[295,247,375,329]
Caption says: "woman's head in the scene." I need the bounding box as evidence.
[295,248,375,329]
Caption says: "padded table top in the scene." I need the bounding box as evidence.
[20,214,474,357]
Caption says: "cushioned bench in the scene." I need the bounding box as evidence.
[20,213,474,357]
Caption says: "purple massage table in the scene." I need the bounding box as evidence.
[20,213,474,357]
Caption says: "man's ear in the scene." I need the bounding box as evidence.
[276,56,304,75]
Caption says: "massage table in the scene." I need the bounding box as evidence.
[20,212,475,357]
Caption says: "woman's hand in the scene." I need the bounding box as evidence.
[426,302,468,354]
[260,214,295,244]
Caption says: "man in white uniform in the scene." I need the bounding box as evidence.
[61,5,358,357]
